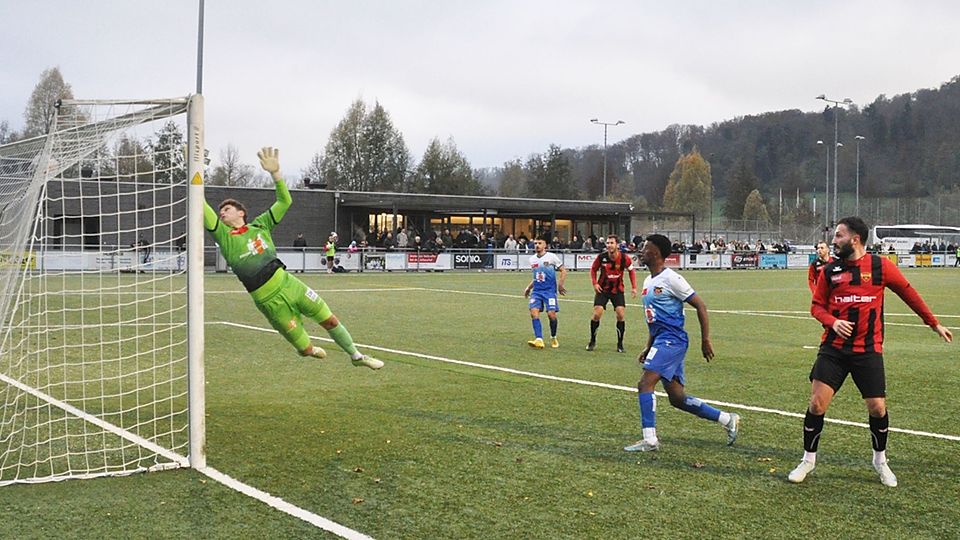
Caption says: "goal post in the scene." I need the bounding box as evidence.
[187,94,206,470]
[0,95,205,485]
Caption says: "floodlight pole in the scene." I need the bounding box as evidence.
[855,135,865,216]
[816,94,853,226]
[590,118,625,199]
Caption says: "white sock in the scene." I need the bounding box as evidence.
[642,427,658,443]
[803,451,817,465]
[717,412,731,426]
[351,351,364,361]
[873,450,887,465]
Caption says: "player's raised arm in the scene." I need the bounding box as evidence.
[257,147,292,225]
[881,258,952,342]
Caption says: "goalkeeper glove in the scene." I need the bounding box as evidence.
[257,147,282,180]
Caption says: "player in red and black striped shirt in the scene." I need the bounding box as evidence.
[586,234,637,353]
[807,240,832,293]
[788,217,953,487]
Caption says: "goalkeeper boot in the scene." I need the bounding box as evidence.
[527,338,545,349]
[585,342,596,351]
[873,461,898,488]
[302,346,326,359]
[616,343,625,353]
[551,337,559,349]
[352,355,384,370]
[787,460,816,483]
[624,439,660,452]
[724,413,741,446]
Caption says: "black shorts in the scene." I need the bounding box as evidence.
[593,291,626,309]
[809,345,886,398]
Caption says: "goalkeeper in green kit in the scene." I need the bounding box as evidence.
[204,147,383,369]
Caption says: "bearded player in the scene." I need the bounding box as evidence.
[586,234,637,353]
[788,217,952,487]
[204,147,383,370]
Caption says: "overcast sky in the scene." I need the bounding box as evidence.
[2,1,959,177]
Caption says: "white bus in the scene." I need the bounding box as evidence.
[869,224,960,252]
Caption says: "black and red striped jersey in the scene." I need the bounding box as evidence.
[807,256,832,293]
[590,251,636,294]
[811,253,939,354]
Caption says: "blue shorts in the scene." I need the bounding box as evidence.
[642,339,687,385]
[528,291,560,312]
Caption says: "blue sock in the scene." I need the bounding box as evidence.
[638,391,656,428]
[532,318,543,339]
[678,395,721,422]
[549,317,558,337]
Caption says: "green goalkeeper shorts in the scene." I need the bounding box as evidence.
[251,270,333,353]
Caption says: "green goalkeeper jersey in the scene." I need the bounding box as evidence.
[204,179,292,292]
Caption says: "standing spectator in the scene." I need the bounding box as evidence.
[324,233,337,274]
[503,234,517,251]
[382,231,395,250]
[787,217,953,487]
[396,228,408,250]
[441,228,454,249]
[293,232,307,273]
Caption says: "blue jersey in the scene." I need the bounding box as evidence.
[641,268,695,344]
[529,252,563,294]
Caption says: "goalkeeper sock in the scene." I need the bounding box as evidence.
[532,318,543,339]
[549,317,558,338]
[677,395,721,422]
[327,323,359,356]
[589,320,599,343]
[803,409,825,453]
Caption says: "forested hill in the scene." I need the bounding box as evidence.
[608,75,960,207]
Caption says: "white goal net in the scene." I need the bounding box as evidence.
[0,97,203,485]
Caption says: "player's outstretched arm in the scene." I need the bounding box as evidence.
[257,146,292,224]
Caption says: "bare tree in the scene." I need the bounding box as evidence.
[208,144,255,186]
[23,67,74,138]
[300,151,324,187]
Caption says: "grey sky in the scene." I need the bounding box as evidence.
[2,1,959,178]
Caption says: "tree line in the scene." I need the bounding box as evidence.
[5,67,960,224]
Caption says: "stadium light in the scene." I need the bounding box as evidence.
[817,140,829,228]
[816,95,854,225]
[590,118,625,199]
[855,135,865,216]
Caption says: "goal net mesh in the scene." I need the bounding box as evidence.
[0,98,193,485]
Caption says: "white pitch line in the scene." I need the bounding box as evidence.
[213,320,960,442]
[197,467,373,540]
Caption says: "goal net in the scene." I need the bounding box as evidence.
[0,97,204,485]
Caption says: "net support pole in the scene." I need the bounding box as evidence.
[187,94,207,469]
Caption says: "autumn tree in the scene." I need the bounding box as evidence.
[742,189,771,223]
[662,148,711,218]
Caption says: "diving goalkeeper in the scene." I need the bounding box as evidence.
[204,147,383,370]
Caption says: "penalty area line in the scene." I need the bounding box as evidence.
[213,320,960,442]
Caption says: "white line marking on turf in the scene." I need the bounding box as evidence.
[198,467,373,540]
[213,320,960,442]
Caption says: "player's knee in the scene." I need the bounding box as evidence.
[807,398,829,415]
[320,315,339,330]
